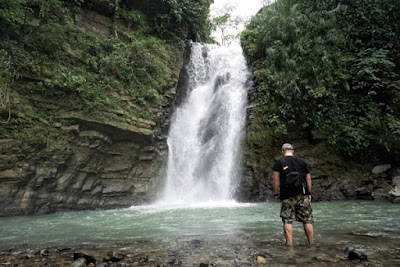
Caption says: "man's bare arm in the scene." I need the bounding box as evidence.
[305,173,311,192]
[306,173,312,201]
[273,171,280,199]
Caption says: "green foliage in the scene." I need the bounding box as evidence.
[241,0,400,158]
[0,0,213,170]
[118,8,147,31]
[0,0,26,24]
[151,0,213,45]
[0,0,183,114]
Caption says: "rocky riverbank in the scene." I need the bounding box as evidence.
[239,133,400,204]
[1,233,400,266]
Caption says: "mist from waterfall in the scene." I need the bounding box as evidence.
[158,43,251,205]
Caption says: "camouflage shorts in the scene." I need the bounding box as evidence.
[280,195,314,224]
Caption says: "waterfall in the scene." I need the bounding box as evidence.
[159,42,251,205]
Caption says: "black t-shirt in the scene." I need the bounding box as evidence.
[272,155,311,199]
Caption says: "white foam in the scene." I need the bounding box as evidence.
[129,201,255,213]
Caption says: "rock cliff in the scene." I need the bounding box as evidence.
[0,107,172,215]
[0,2,181,216]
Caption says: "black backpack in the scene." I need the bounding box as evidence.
[285,171,306,191]
[281,159,306,196]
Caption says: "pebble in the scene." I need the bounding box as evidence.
[11,251,22,257]
[255,256,267,264]
[71,257,86,267]
[25,253,35,259]
[40,249,49,257]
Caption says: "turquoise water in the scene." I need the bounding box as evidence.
[0,201,399,250]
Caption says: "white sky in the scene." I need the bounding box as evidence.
[209,0,268,45]
[210,0,265,19]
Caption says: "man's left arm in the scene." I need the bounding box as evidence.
[273,171,280,202]
[306,173,312,201]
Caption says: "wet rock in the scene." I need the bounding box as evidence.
[390,176,400,202]
[11,251,22,257]
[371,164,391,174]
[391,197,400,204]
[104,251,123,262]
[139,256,149,263]
[71,257,87,267]
[255,255,267,264]
[40,249,49,257]
[57,247,73,252]
[169,258,182,265]
[345,246,367,262]
[393,176,400,186]
[74,252,96,264]
[372,188,390,200]
[116,263,130,267]
[356,185,374,199]
[25,252,35,259]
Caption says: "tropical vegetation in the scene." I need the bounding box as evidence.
[0,0,212,166]
[241,0,400,159]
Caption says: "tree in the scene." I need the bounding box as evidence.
[210,4,244,46]
[241,0,400,158]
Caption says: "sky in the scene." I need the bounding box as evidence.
[209,0,267,45]
[210,0,265,19]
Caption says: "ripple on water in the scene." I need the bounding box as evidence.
[0,201,399,251]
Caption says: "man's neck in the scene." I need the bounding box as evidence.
[284,153,294,156]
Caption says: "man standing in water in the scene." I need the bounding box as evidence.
[272,143,314,246]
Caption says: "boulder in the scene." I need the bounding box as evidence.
[393,176,400,187]
[389,176,400,202]
[389,187,400,197]
[371,164,391,174]
[74,252,96,264]
[372,188,390,200]
[345,246,368,262]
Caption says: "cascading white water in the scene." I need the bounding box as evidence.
[159,42,251,204]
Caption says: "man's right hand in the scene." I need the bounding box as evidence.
[274,195,280,202]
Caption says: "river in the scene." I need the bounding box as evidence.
[1,201,399,265]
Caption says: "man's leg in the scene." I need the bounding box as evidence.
[297,195,314,245]
[303,223,314,245]
[281,198,295,246]
[283,223,293,246]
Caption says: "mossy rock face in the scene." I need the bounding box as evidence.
[0,106,172,216]
[0,0,186,215]
[238,119,396,202]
